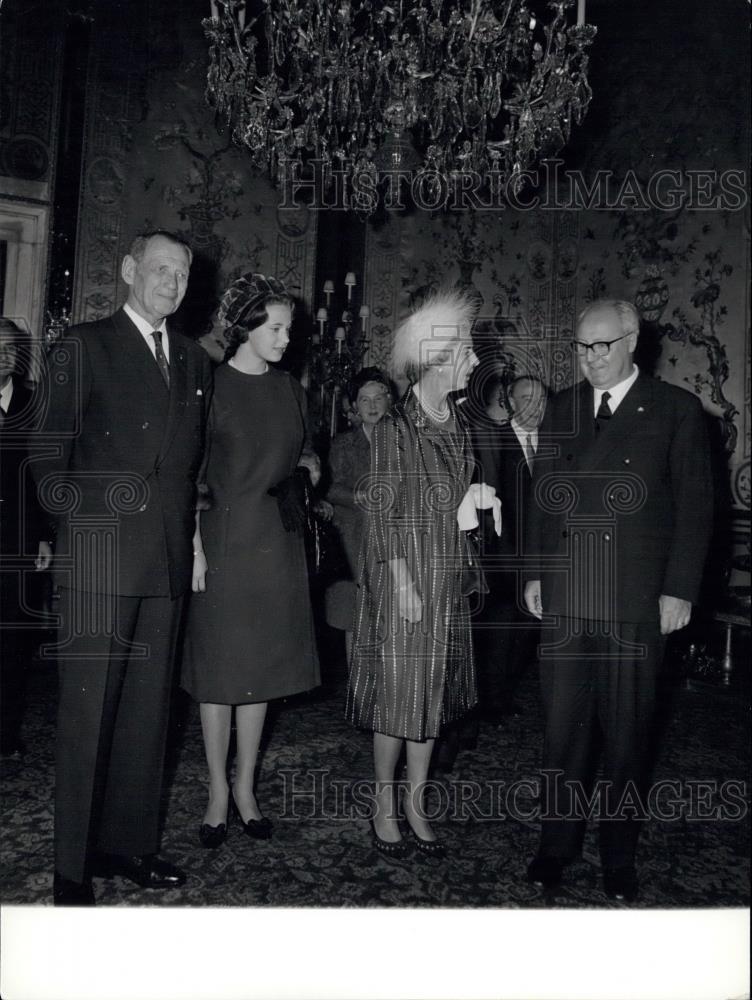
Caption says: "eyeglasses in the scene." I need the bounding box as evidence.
[571,333,630,358]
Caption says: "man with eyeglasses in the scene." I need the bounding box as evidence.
[523,299,713,902]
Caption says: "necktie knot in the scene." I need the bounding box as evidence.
[596,391,612,425]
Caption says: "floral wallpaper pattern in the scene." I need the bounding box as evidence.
[360,204,749,508]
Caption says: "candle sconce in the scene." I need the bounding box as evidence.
[308,273,370,438]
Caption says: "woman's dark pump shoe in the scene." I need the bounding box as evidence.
[199,821,228,849]
[230,794,273,840]
[405,826,446,858]
[370,820,409,858]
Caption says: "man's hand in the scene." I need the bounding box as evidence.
[314,499,334,521]
[524,579,543,620]
[659,594,692,635]
[192,550,208,592]
[35,540,53,571]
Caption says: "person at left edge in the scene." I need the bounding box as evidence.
[32,230,213,905]
[0,318,53,758]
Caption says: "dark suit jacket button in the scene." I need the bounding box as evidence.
[562,529,568,538]
[566,454,573,461]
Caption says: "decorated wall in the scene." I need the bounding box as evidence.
[362,200,749,508]
[69,0,317,361]
[359,0,750,511]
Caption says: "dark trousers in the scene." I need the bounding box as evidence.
[54,588,184,882]
[474,588,539,719]
[0,571,48,751]
[536,618,664,869]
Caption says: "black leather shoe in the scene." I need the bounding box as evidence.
[199,821,227,849]
[603,865,639,902]
[94,853,186,889]
[53,872,95,906]
[230,794,273,840]
[526,856,567,889]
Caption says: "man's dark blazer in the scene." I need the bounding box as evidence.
[472,419,533,601]
[35,308,213,598]
[527,373,713,624]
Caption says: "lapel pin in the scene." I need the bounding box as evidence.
[637,406,644,412]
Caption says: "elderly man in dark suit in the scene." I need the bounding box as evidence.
[1,318,53,757]
[472,374,546,723]
[34,230,212,905]
[524,299,712,902]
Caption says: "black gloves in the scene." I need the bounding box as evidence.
[268,467,310,533]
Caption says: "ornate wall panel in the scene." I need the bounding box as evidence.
[72,0,146,323]
[0,0,65,202]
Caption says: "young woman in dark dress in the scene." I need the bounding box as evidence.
[182,274,320,847]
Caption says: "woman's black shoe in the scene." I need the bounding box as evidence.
[230,794,273,840]
[370,820,409,858]
[199,821,227,849]
[406,827,446,858]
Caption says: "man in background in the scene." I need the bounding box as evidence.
[472,374,547,723]
[0,318,53,757]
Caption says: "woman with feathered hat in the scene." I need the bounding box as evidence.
[347,289,501,857]
[182,273,320,847]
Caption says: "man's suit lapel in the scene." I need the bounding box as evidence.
[112,309,185,462]
[567,381,596,470]
[576,373,654,469]
[111,309,167,397]
[156,330,188,463]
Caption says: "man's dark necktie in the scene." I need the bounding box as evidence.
[524,432,535,472]
[595,390,612,431]
[151,330,170,389]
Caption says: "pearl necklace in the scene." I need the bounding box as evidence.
[413,385,450,423]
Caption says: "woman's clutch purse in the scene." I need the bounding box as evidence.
[460,530,489,597]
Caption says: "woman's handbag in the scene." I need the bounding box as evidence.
[460,530,489,597]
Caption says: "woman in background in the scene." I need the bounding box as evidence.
[182,273,320,848]
[346,290,501,857]
[324,367,392,660]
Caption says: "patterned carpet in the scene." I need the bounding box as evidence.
[1,631,749,910]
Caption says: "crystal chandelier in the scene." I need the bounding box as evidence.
[204,1,596,213]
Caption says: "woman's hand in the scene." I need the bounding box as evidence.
[457,483,502,536]
[297,452,321,488]
[397,583,423,624]
[192,550,208,592]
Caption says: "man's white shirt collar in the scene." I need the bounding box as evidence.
[593,365,639,416]
[123,303,169,361]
